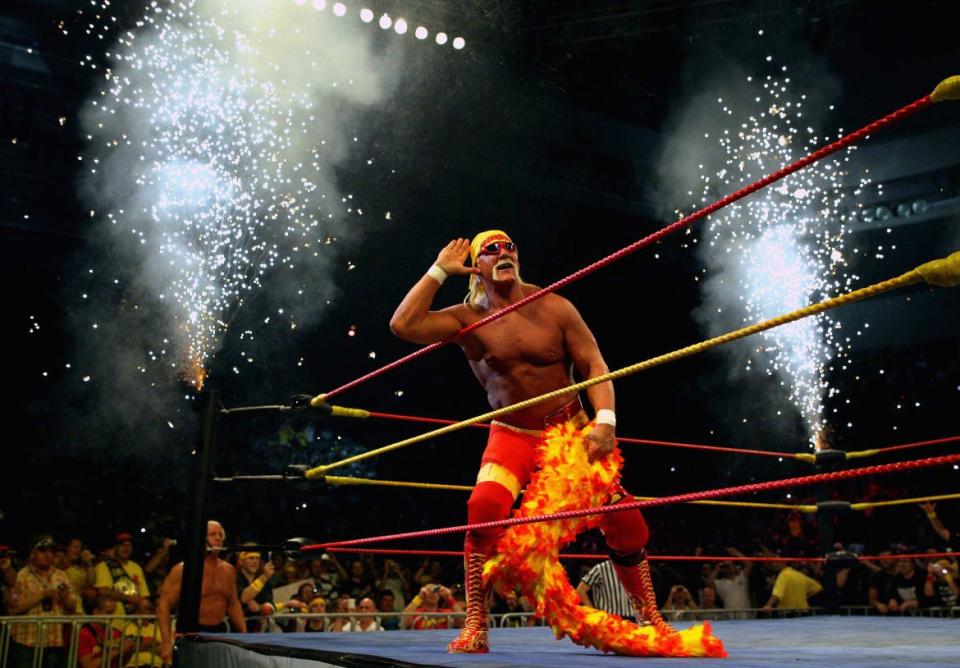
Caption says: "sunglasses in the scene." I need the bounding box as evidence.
[478,241,517,256]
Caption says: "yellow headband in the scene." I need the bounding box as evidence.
[470,229,512,264]
[238,551,261,560]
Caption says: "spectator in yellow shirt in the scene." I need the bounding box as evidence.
[763,562,822,613]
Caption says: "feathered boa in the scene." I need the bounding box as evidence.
[485,419,727,658]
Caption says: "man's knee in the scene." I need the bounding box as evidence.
[600,495,649,558]
[467,481,515,524]
[466,481,515,552]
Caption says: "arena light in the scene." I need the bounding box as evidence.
[874,205,893,221]
[289,0,467,51]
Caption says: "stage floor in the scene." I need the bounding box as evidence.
[179,617,959,667]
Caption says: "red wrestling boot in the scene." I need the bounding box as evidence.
[447,550,489,653]
[611,555,675,635]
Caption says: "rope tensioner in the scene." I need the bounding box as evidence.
[311,77,959,403]
[304,452,960,550]
[304,249,960,478]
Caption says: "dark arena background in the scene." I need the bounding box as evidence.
[2,1,959,666]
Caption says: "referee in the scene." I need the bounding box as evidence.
[576,559,641,622]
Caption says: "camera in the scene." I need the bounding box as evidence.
[57,583,68,591]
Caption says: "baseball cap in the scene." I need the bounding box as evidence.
[31,535,56,550]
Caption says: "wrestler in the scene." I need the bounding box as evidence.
[391,231,651,653]
[156,521,246,664]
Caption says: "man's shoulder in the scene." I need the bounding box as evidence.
[441,301,481,322]
[531,288,577,315]
[216,560,237,576]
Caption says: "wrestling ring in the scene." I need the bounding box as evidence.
[172,76,960,666]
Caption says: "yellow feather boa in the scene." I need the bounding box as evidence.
[485,419,727,657]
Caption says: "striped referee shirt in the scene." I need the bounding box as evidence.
[581,560,635,618]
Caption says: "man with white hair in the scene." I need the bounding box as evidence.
[156,521,246,664]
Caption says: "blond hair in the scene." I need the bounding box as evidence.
[464,229,520,311]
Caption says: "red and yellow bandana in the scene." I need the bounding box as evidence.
[470,229,512,265]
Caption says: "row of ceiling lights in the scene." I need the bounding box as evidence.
[293,0,467,49]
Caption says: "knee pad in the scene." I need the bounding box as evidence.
[600,493,649,561]
[466,481,515,553]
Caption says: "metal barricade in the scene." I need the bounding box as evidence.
[0,614,161,668]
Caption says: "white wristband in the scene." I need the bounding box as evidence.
[426,264,448,285]
[595,409,616,427]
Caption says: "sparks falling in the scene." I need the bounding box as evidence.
[687,64,872,448]
[78,0,390,387]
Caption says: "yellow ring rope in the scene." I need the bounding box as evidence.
[305,250,960,479]
[324,476,473,492]
[851,492,960,511]
[323,475,817,511]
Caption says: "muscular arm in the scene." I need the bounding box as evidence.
[156,564,183,664]
[390,239,477,345]
[557,296,616,460]
[224,567,247,633]
[559,297,614,411]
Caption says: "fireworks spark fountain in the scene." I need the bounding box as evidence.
[686,62,874,448]
[77,0,397,389]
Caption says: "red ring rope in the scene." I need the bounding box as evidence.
[365,411,958,461]
[322,547,958,564]
[303,451,960,551]
[321,95,932,400]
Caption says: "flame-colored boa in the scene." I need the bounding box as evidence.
[485,420,727,658]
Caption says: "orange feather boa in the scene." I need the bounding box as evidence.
[485,419,727,657]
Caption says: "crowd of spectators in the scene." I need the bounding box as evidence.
[0,498,956,666]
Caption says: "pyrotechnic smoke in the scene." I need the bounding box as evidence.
[68,0,399,444]
[81,0,395,378]
[655,58,869,449]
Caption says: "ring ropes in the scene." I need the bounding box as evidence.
[308,408,960,463]
[312,75,960,404]
[320,547,958,565]
[321,476,960,515]
[305,248,960,479]
[304,452,960,551]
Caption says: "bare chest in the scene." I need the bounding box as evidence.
[200,564,234,599]
[463,309,566,370]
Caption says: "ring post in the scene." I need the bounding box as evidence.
[178,389,220,632]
